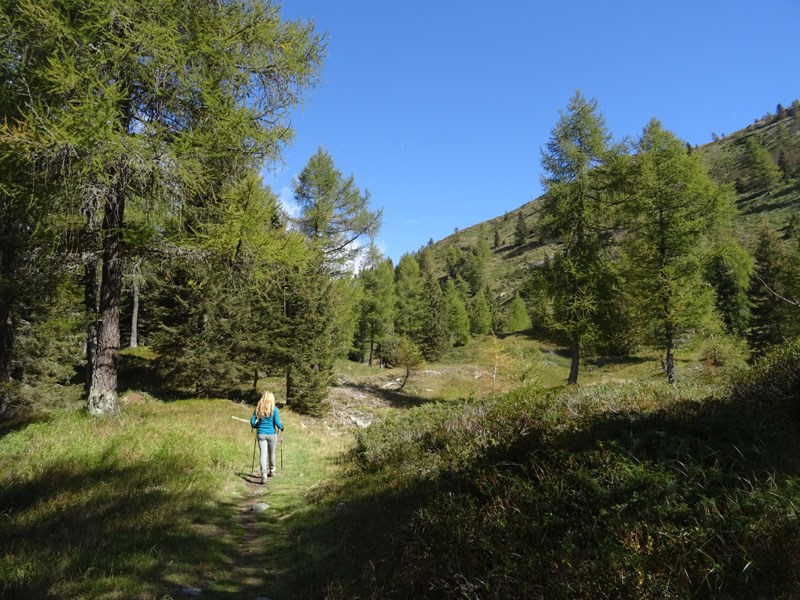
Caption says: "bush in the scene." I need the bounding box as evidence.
[330,360,800,598]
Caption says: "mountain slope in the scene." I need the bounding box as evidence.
[422,103,800,303]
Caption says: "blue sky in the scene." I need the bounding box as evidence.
[264,0,800,263]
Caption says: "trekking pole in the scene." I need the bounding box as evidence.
[280,430,283,471]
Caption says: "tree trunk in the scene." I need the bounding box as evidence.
[285,365,293,404]
[0,218,16,420]
[87,187,125,416]
[368,338,374,366]
[84,257,99,392]
[665,321,676,384]
[130,278,139,348]
[0,303,12,421]
[567,342,580,385]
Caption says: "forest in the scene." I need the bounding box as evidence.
[3,1,800,599]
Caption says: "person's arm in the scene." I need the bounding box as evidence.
[274,405,284,431]
[250,412,258,428]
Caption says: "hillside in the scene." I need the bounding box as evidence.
[423,103,800,304]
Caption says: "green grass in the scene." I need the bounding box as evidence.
[315,349,800,598]
[3,339,797,599]
[0,372,349,599]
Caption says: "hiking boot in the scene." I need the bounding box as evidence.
[261,474,267,484]
[268,470,276,478]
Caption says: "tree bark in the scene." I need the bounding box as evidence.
[568,342,580,385]
[0,302,12,420]
[87,185,125,416]
[285,365,293,404]
[665,320,676,384]
[84,257,99,392]
[130,278,139,348]
[0,218,16,420]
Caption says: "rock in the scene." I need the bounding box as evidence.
[349,415,372,428]
[182,588,202,597]
[423,369,441,376]
[251,503,269,513]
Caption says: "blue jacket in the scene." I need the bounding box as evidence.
[251,406,284,435]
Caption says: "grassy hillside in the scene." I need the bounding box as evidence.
[0,335,771,599]
[318,344,800,599]
[423,104,800,302]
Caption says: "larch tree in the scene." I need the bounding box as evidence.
[623,119,732,383]
[420,265,450,361]
[357,247,395,366]
[506,293,531,333]
[538,91,620,384]
[469,288,492,335]
[294,147,382,274]
[1,0,325,416]
[744,137,781,192]
[746,220,799,355]
[394,253,425,341]
[443,279,470,347]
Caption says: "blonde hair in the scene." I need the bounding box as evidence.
[255,390,276,419]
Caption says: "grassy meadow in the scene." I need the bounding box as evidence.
[2,336,799,599]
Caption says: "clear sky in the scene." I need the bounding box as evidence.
[264,0,800,263]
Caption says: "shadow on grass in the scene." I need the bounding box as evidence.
[503,238,545,259]
[0,409,51,440]
[0,456,272,600]
[288,383,800,598]
[117,352,261,404]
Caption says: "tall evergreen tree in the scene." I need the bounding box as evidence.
[746,220,798,355]
[357,247,395,365]
[703,235,752,337]
[744,137,781,192]
[444,279,471,346]
[420,266,450,361]
[514,213,529,246]
[394,253,425,340]
[623,119,732,383]
[294,148,382,273]
[538,91,619,384]
[506,293,532,332]
[1,0,325,416]
[469,288,492,335]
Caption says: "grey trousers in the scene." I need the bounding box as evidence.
[257,433,278,475]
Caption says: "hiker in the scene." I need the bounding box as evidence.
[250,390,284,484]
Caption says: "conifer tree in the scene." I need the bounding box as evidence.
[469,288,492,335]
[538,91,620,384]
[420,266,450,361]
[744,138,781,192]
[394,253,425,340]
[294,148,382,273]
[703,235,752,337]
[506,293,532,332]
[514,213,529,246]
[444,279,471,346]
[446,246,465,278]
[623,119,732,383]
[746,221,796,355]
[493,228,501,248]
[357,247,395,365]
[1,0,325,416]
